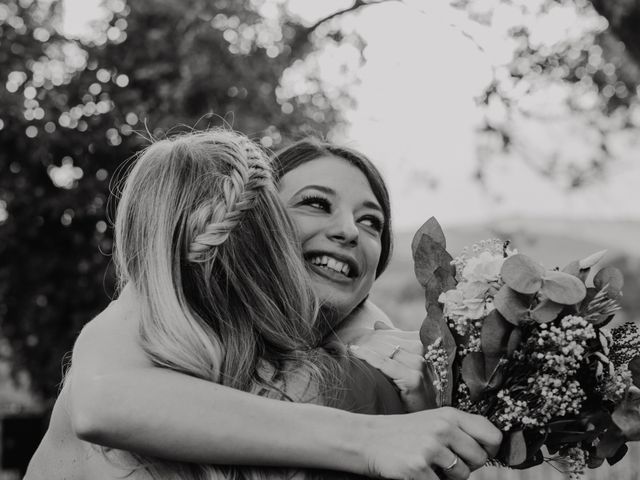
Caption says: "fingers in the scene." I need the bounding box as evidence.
[443,426,490,471]
[349,345,423,383]
[374,320,393,330]
[420,468,442,480]
[433,449,471,480]
[452,410,503,458]
[358,329,424,356]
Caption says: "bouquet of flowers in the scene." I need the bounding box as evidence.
[413,217,640,477]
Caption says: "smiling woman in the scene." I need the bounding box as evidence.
[274,138,392,329]
[26,132,502,480]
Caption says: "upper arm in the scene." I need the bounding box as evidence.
[69,295,154,436]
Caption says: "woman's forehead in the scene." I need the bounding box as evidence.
[278,155,380,206]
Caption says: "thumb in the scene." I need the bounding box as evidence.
[374,320,393,331]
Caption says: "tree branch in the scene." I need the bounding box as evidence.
[288,0,398,60]
[305,0,396,35]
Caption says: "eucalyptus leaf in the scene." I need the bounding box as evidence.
[498,430,528,467]
[432,266,458,299]
[411,216,446,252]
[501,254,545,294]
[413,237,455,291]
[511,450,544,470]
[461,351,505,402]
[420,307,451,351]
[494,285,531,325]
[595,423,625,461]
[413,237,454,289]
[593,266,624,300]
[562,260,581,279]
[480,310,512,357]
[530,297,564,323]
[588,455,605,469]
[579,249,608,270]
[540,270,587,305]
[607,444,629,465]
[562,258,591,283]
[507,327,523,356]
[420,309,456,406]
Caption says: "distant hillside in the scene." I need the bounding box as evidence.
[370,218,640,331]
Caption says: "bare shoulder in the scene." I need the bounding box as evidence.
[73,285,151,371]
[80,285,140,339]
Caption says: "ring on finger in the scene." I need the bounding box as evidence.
[443,454,458,471]
[388,344,401,359]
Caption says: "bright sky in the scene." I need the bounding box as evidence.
[61,0,640,229]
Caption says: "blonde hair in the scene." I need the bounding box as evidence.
[113,129,337,479]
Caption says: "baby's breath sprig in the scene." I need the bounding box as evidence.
[600,365,633,404]
[609,322,640,368]
[483,316,595,431]
[423,338,449,406]
[564,447,587,480]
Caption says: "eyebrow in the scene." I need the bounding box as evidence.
[294,185,384,214]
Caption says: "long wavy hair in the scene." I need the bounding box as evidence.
[112,129,339,479]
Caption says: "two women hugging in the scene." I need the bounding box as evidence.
[26,129,502,480]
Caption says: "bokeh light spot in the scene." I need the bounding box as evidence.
[24,86,37,99]
[115,74,129,87]
[96,69,111,83]
[96,169,108,181]
[125,112,138,125]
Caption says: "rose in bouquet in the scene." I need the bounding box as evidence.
[413,217,640,477]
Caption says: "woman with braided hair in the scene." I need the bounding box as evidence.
[27,130,501,480]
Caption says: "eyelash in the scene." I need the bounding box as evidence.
[299,194,384,233]
[300,194,331,212]
[361,216,383,233]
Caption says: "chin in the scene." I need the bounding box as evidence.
[313,282,357,324]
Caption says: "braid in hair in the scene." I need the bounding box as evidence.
[187,139,273,263]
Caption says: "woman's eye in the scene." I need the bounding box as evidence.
[300,195,330,212]
[360,216,383,232]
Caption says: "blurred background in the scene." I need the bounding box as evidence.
[0,0,639,477]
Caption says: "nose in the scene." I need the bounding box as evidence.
[327,210,359,246]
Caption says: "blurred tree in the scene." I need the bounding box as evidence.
[0,0,383,403]
[451,0,640,190]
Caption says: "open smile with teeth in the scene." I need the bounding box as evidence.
[309,255,352,278]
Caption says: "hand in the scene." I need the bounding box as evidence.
[348,322,436,412]
[361,407,502,480]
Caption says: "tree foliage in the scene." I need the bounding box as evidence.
[452,0,640,189]
[0,0,375,403]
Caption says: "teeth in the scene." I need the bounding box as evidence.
[309,255,352,277]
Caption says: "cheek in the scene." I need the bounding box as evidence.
[286,212,318,244]
[361,236,382,281]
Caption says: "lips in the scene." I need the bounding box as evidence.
[304,251,359,280]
